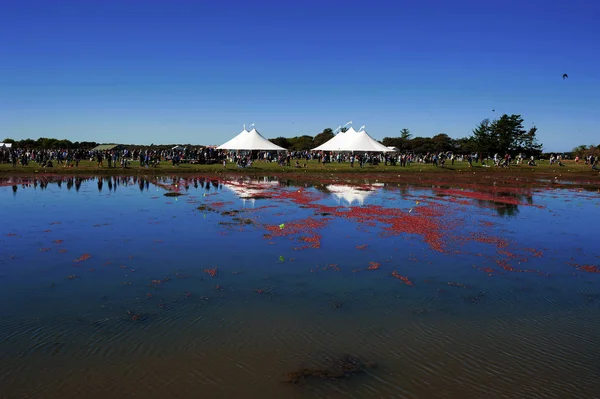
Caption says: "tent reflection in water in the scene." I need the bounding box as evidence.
[217,125,286,151]
[326,183,384,207]
[312,124,393,153]
[221,178,280,207]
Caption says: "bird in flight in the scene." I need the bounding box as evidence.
[492,109,495,112]
[563,73,568,79]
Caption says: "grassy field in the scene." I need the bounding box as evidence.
[1,159,599,181]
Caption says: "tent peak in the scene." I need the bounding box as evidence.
[311,124,391,152]
[217,126,285,151]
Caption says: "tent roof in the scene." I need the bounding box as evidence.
[312,126,392,152]
[312,127,358,151]
[216,128,249,150]
[311,131,346,152]
[217,128,285,151]
[92,144,122,151]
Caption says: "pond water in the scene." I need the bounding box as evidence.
[1,175,599,399]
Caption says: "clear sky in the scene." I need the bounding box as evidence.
[1,0,598,151]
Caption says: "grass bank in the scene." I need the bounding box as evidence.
[1,159,598,178]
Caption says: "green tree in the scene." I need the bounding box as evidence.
[453,137,478,154]
[313,128,334,148]
[400,128,412,140]
[492,115,516,155]
[36,137,59,149]
[472,118,494,156]
[431,133,453,152]
[289,135,314,151]
[270,137,290,149]
[382,137,404,150]
[572,145,588,158]
[519,126,543,156]
[78,141,98,149]
[410,137,434,153]
[491,114,531,155]
[19,138,36,148]
[471,114,542,156]
[56,139,74,149]
[382,128,413,152]
[2,138,15,143]
[572,144,599,158]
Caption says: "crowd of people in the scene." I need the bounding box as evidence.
[1,144,598,170]
[0,146,224,168]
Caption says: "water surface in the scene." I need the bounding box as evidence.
[1,175,599,399]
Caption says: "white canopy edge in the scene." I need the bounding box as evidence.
[312,126,392,152]
[217,127,286,151]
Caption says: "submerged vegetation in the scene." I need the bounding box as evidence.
[163,191,185,197]
[284,356,376,384]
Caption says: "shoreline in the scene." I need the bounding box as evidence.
[2,162,599,191]
[2,159,599,176]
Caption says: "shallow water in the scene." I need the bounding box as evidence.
[1,175,599,399]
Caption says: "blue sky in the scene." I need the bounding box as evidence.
[1,0,598,151]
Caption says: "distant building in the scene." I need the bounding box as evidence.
[91,144,124,151]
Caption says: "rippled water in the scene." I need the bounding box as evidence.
[1,175,599,399]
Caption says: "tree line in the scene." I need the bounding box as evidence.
[1,137,99,149]
[271,114,544,156]
[571,144,600,158]
[4,114,597,156]
[0,138,201,151]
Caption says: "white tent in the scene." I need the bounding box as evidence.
[312,125,392,152]
[312,126,359,152]
[0,143,12,148]
[216,127,249,150]
[217,127,285,151]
